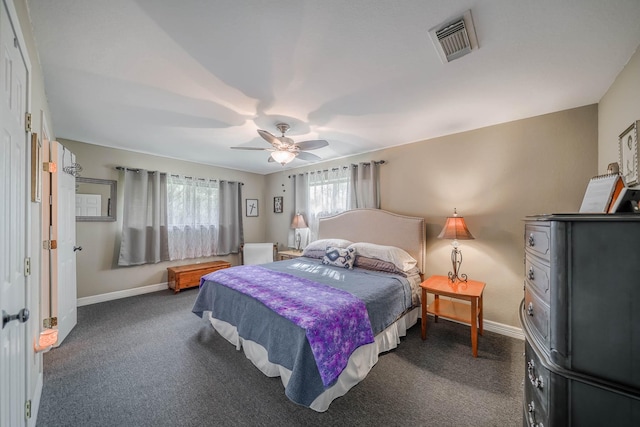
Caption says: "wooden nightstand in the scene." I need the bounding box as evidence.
[421,275,486,357]
[278,250,303,260]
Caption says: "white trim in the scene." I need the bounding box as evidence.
[77,283,169,307]
[28,374,42,427]
[4,0,32,72]
[77,284,526,340]
[77,284,526,342]
[424,314,524,340]
[484,319,524,340]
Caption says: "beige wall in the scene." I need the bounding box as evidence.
[59,139,266,298]
[265,105,599,327]
[598,45,640,177]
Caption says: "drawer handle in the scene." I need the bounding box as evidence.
[527,400,544,427]
[527,360,544,389]
[528,267,535,280]
[528,234,535,247]
[527,302,534,316]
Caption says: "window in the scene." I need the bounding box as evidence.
[167,175,220,260]
[117,169,242,266]
[308,168,352,219]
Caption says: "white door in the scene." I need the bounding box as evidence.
[52,142,77,345]
[76,193,101,217]
[0,0,29,425]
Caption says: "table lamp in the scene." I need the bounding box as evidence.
[437,208,474,282]
[291,213,307,251]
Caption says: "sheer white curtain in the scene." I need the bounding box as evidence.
[117,169,169,266]
[292,162,381,244]
[166,175,219,260]
[166,176,243,259]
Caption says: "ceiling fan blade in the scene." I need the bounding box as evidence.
[294,139,329,150]
[230,146,269,150]
[295,151,322,161]
[257,129,279,146]
[277,136,295,145]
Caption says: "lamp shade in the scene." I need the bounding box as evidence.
[271,150,296,165]
[437,209,474,240]
[291,213,307,229]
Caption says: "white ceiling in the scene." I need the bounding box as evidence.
[27,0,640,175]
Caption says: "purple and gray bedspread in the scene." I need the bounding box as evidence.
[192,257,413,407]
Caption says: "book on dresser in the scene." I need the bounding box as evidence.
[578,173,625,213]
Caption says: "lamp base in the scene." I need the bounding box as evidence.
[448,271,468,283]
[295,231,301,251]
[448,247,468,282]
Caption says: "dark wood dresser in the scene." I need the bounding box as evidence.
[520,214,640,426]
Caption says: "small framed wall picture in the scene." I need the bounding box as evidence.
[274,196,283,213]
[246,199,258,217]
[619,121,639,186]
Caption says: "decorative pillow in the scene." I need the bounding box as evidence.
[347,242,417,272]
[354,256,402,274]
[322,246,356,269]
[302,238,353,259]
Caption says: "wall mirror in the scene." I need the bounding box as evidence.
[76,177,117,222]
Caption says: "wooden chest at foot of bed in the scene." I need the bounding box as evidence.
[167,261,231,293]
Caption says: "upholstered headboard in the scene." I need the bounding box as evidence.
[317,209,425,273]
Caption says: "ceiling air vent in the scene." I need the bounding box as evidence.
[429,10,478,63]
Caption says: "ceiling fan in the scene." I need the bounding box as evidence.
[231,123,328,165]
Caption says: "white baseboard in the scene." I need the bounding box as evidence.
[77,282,168,307]
[424,313,524,340]
[77,284,525,340]
[484,319,524,340]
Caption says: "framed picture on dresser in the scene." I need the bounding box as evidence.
[619,121,639,186]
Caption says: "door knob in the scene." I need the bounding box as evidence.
[2,308,30,329]
[73,246,83,252]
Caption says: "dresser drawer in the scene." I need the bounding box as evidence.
[523,378,548,427]
[523,286,550,348]
[524,254,550,302]
[525,341,550,413]
[524,224,550,261]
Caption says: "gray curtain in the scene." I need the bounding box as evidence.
[118,169,169,266]
[351,161,380,208]
[217,181,243,254]
[292,174,311,247]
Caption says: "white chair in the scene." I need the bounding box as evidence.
[240,243,277,265]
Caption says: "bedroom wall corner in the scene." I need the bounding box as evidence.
[59,139,266,300]
[598,44,640,175]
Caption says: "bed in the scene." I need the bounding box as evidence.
[192,209,425,411]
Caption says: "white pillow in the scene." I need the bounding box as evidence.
[347,242,417,272]
[302,238,353,259]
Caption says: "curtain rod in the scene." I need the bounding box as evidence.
[115,166,244,185]
[287,160,385,178]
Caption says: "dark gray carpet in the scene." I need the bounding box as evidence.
[37,289,524,426]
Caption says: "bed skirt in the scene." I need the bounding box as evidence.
[207,307,419,412]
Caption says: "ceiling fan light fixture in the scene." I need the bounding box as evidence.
[271,150,296,165]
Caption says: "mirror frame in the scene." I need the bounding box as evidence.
[76,177,117,222]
